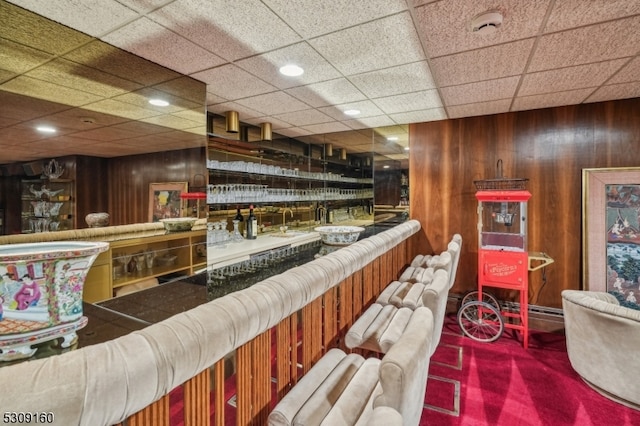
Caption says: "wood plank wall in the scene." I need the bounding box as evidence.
[410,98,640,309]
[107,148,207,226]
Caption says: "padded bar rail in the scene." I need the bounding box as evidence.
[0,220,421,426]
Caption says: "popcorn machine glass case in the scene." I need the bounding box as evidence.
[477,190,531,289]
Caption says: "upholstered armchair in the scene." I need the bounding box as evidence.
[561,290,640,409]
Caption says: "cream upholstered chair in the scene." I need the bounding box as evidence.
[562,290,640,409]
[268,307,434,426]
[345,269,450,356]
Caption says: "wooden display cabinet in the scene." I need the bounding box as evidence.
[82,229,206,303]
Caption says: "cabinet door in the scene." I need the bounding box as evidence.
[83,263,111,303]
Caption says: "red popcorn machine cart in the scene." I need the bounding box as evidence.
[457,166,553,349]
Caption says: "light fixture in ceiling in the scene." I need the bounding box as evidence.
[344,109,360,116]
[340,148,347,160]
[404,147,410,151]
[260,122,272,141]
[225,111,240,133]
[279,64,304,77]
[470,10,503,34]
[149,99,169,107]
[36,126,56,133]
[383,165,390,169]
[387,136,399,141]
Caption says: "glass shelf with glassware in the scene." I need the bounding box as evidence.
[20,178,75,233]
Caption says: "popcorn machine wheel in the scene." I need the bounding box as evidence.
[457,161,554,349]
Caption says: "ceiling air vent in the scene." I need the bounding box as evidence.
[471,11,503,34]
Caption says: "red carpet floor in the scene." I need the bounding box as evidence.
[169,313,640,425]
[423,314,640,425]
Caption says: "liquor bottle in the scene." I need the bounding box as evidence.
[234,207,244,235]
[246,205,258,240]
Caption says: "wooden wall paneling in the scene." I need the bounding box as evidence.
[410,98,640,308]
[126,394,170,426]
[323,287,338,351]
[213,360,225,426]
[275,316,293,400]
[107,148,206,225]
[75,155,109,227]
[235,342,251,425]
[337,277,353,350]
[183,369,210,426]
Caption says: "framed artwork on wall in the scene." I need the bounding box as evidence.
[149,182,188,222]
[583,167,640,307]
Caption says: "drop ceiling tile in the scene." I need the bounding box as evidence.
[344,115,396,130]
[609,57,640,84]
[63,40,183,86]
[441,77,519,107]
[528,16,640,72]
[414,0,551,57]
[318,100,385,120]
[349,61,436,98]
[207,101,264,121]
[235,91,310,115]
[512,89,593,111]
[206,92,228,105]
[585,82,640,104]
[264,0,408,38]
[140,113,200,130]
[447,99,511,119]
[83,99,163,120]
[309,12,425,76]
[118,0,174,14]
[149,0,301,61]
[374,90,442,114]
[301,122,351,135]
[25,58,142,98]
[272,109,333,127]
[2,1,94,54]
[0,39,54,74]
[285,78,366,108]
[103,17,226,75]
[389,108,446,124]
[544,0,640,32]
[276,127,314,138]
[192,64,277,100]
[430,39,534,86]
[9,0,140,38]
[2,75,103,106]
[519,60,628,96]
[236,42,342,89]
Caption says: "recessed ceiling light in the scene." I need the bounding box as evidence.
[36,126,56,133]
[404,147,410,151]
[149,99,169,107]
[279,64,304,77]
[383,165,390,169]
[387,136,399,141]
[344,109,360,116]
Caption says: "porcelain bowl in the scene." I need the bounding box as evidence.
[314,226,365,246]
[160,217,197,232]
[85,212,110,228]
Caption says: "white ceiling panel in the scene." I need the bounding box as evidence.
[609,57,640,84]
[544,0,640,32]
[441,77,520,107]
[285,78,366,108]
[103,17,226,75]
[430,39,535,86]
[192,64,277,100]
[388,108,446,124]
[309,12,425,76]
[528,16,640,72]
[414,0,551,57]
[264,0,408,39]
[512,89,594,112]
[349,61,436,98]
[519,60,628,96]
[585,82,640,104]
[448,99,511,119]
[236,42,342,89]
[272,109,333,127]
[373,90,442,114]
[149,0,302,62]
[235,91,310,116]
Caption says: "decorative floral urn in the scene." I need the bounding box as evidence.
[0,241,109,361]
[85,212,110,228]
